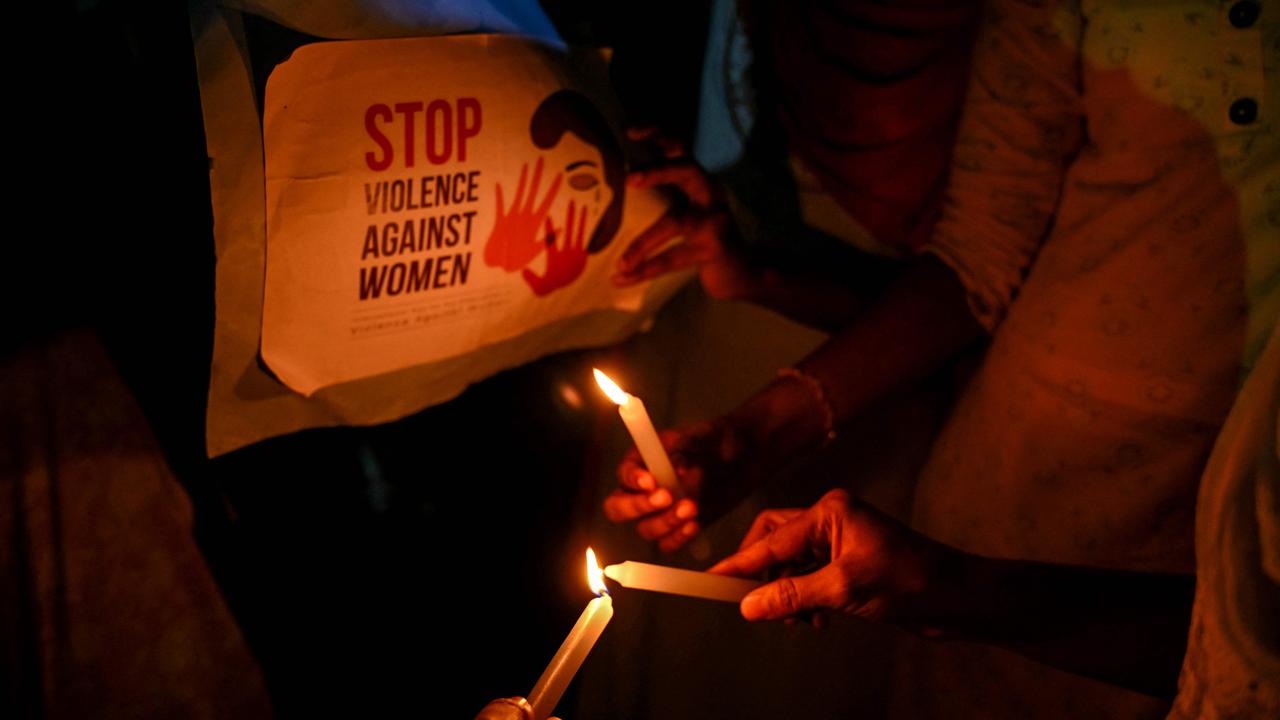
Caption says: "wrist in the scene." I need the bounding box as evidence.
[729,265,781,304]
[776,367,837,447]
[890,541,983,638]
[701,260,767,302]
[728,372,833,459]
[701,222,768,302]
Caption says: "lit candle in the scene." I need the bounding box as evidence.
[604,561,760,603]
[593,368,679,493]
[527,549,614,720]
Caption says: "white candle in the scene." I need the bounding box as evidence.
[527,549,614,720]
[604,561,760,603]
[593,369,679,493]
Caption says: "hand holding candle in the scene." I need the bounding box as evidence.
[709,489,937,624]
[593,369,680,494]
[527,549,613,720]
[596,369,711,552]
[603,414,761,553]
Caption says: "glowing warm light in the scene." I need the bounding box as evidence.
[557,382,584,410]
[593,368,629,405]
[586,548,607,595]
[529,549,615,719]
[592,367,680,492]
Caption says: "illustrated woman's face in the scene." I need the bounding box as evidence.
[539,130,613,243]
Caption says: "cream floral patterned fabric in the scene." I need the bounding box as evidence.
[1171,325,1279,720]
[893,0,1277,717]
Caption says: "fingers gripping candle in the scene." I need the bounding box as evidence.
[527,549,613,720]
[593,369,680,493]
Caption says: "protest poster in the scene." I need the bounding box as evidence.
[262,35,669,394]
[191,3,687,456]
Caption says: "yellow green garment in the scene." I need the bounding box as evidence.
[892,0,1278,717]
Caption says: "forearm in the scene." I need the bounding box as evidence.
[714,234,903,331]
[728,254,981,462]
[744,268,871,332]
[901,548,1194,698]
[801,254,980,419]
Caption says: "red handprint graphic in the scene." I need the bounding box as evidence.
[522,199,589,297]
[484,157,563,272]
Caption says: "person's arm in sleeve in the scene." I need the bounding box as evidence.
[927,0,1085,329]
[799,0,1091,417]
[709,489,1192,699]
[606,0,1088,551]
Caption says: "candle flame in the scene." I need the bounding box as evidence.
[586,547,607,595]
[593,368,629,405]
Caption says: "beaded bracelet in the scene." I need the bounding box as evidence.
[777,366,837,447]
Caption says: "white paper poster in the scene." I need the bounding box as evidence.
[191,3,688,456]
[262,35,668,395]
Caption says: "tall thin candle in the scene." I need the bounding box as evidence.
[604,561,760,603]
[593,369,679,493]
[527,549,613,720]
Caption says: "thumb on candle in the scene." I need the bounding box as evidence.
[739,566,845,622]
